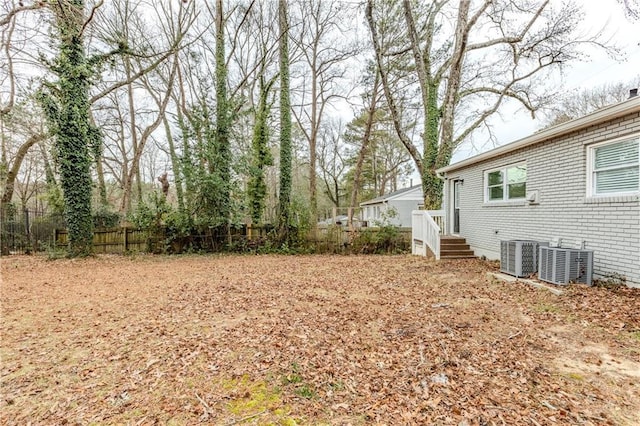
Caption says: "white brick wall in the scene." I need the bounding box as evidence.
[444,112,640,287]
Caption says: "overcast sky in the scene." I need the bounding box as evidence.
[453,0,640,162]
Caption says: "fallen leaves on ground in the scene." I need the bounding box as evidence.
[1,254,639,425]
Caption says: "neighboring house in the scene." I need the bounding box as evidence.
[437,93,640,287]
[360,185,423,227]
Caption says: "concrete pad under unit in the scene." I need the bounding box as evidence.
[488,272,564,296]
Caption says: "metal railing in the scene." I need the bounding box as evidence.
[1,208,65,255]
[411,210,444,260]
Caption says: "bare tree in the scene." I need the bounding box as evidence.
[317,119,348,208]
[543,77,640,126]
[288,0,360,224]
[347,66,381,225]
[617,0,640,19]
[367,0,613,208]
[89,0,194,214]
[118,58,177,213]
[0,2,50,210]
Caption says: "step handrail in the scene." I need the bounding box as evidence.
[412,210,441,260]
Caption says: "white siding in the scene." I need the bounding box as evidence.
[389,200,423,227]
[392,187,423,202]
[445,112,640,286]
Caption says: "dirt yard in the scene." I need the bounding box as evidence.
[1,254,639,425]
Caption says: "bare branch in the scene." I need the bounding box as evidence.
[0,3,43,27]
[79,0,104,38]
[366,0,423,172]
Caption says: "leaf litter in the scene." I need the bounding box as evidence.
[1,254,639,425]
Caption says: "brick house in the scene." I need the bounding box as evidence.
[436,93,640,287]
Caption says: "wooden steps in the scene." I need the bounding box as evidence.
[440,236,475,259]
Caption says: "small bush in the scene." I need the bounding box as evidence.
[592,273,627,289]
[350,208,408,254]
[93,207,121,228]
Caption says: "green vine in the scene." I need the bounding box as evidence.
[422,81,442,210]
[248,76,274,225]
[214,1,231,229]
[278,0,293,240]
[39,0,97,257]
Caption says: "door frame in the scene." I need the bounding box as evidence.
[450,179,462,236]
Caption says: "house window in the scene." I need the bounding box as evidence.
[485,163,527,202]
[588,136,639,196]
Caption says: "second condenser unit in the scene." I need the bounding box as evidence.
[538,246,594,285]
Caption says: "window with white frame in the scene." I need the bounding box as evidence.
[485,163,527,202]
[588,136,639,196]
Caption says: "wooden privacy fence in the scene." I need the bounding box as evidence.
[53,224,412,254]
[53,225,270,254]
[55,227,149,254]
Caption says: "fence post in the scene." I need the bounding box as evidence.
[124,227,129,252]
[347,207,353,229]
[23,208,32,254]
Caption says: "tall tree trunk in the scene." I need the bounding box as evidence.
[278,0,292,239]
[424,0,471,209]
[421,81,442,209]
[120,57,139,213]
[89,111,108,207]
[437,0,471,167]
[248,76,274,225]
[174,65,195,207]
[135,167,143,204]
[95,152,108,206]
[40,0,95,256]
[176,107,195,207]
[365,0,424,174]
[348,72,380,226]
[38,140,56,187]
[162,116,185,212]
[215,0,231,228]
[309,66,318,227]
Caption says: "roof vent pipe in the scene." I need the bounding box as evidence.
[630,88,638,98]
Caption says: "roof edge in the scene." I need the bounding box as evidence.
[359,185,423,206]
[437,95,640,175]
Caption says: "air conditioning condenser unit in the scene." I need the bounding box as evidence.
[500,240,544,278]
[538,246,593,285]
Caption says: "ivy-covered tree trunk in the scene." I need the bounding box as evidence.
[40,0,97,257]
[248,76,274,224]
[214,0,231,228]
[421,81,442,210]
[162,116,185,212]
[176,108,196,210]
[277,0,292,238]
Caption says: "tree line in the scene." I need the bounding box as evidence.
[1,0,635,256]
